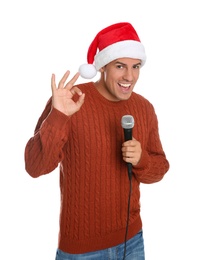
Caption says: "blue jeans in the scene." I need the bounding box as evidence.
[55,229,145,260]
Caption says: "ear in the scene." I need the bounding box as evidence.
[99,67,105,73]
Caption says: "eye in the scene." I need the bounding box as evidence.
[116,64,124,69]
[133,64,141,69]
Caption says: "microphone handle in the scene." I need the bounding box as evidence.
[123,128,132,180]
[123,128,132,141]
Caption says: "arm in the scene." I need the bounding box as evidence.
[24,71,85,178]
[122,108,169,184]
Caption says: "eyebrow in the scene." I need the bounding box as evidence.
[115,60,142,67]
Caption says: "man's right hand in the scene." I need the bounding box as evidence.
[51,70,85,116]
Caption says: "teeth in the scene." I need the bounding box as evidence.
[119,83,130,87]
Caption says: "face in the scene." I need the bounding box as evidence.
[95,58,141,102]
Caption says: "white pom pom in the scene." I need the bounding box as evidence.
[79,64,97,79]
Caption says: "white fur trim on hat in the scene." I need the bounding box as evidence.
[94,40,146,70]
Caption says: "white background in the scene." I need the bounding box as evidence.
[0,0,196,259]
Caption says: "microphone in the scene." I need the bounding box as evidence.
[121,115,135,180]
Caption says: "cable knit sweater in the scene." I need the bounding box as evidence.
[25,82,169,254]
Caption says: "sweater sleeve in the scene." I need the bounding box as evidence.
[24,98,70,178]
[133,105,170,184]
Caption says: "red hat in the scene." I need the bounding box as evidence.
[79,22,146,79]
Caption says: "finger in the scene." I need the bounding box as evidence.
[122,140,133,147]
[65,72,80,90]
[75,93,85,109]
[51,73,57,92]
[58,70,70,88]
[70,86,83,96]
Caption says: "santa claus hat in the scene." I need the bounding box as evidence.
[79,22,146,79]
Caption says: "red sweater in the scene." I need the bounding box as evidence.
[25,82,169,254]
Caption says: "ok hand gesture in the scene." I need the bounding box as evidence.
[51,70,85,116]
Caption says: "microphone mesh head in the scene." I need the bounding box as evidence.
[121,115,134,129]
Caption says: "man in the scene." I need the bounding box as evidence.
[25,22,170,260]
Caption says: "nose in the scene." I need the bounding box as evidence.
[122,69,134,81]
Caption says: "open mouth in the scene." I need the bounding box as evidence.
[118,83,131,92]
